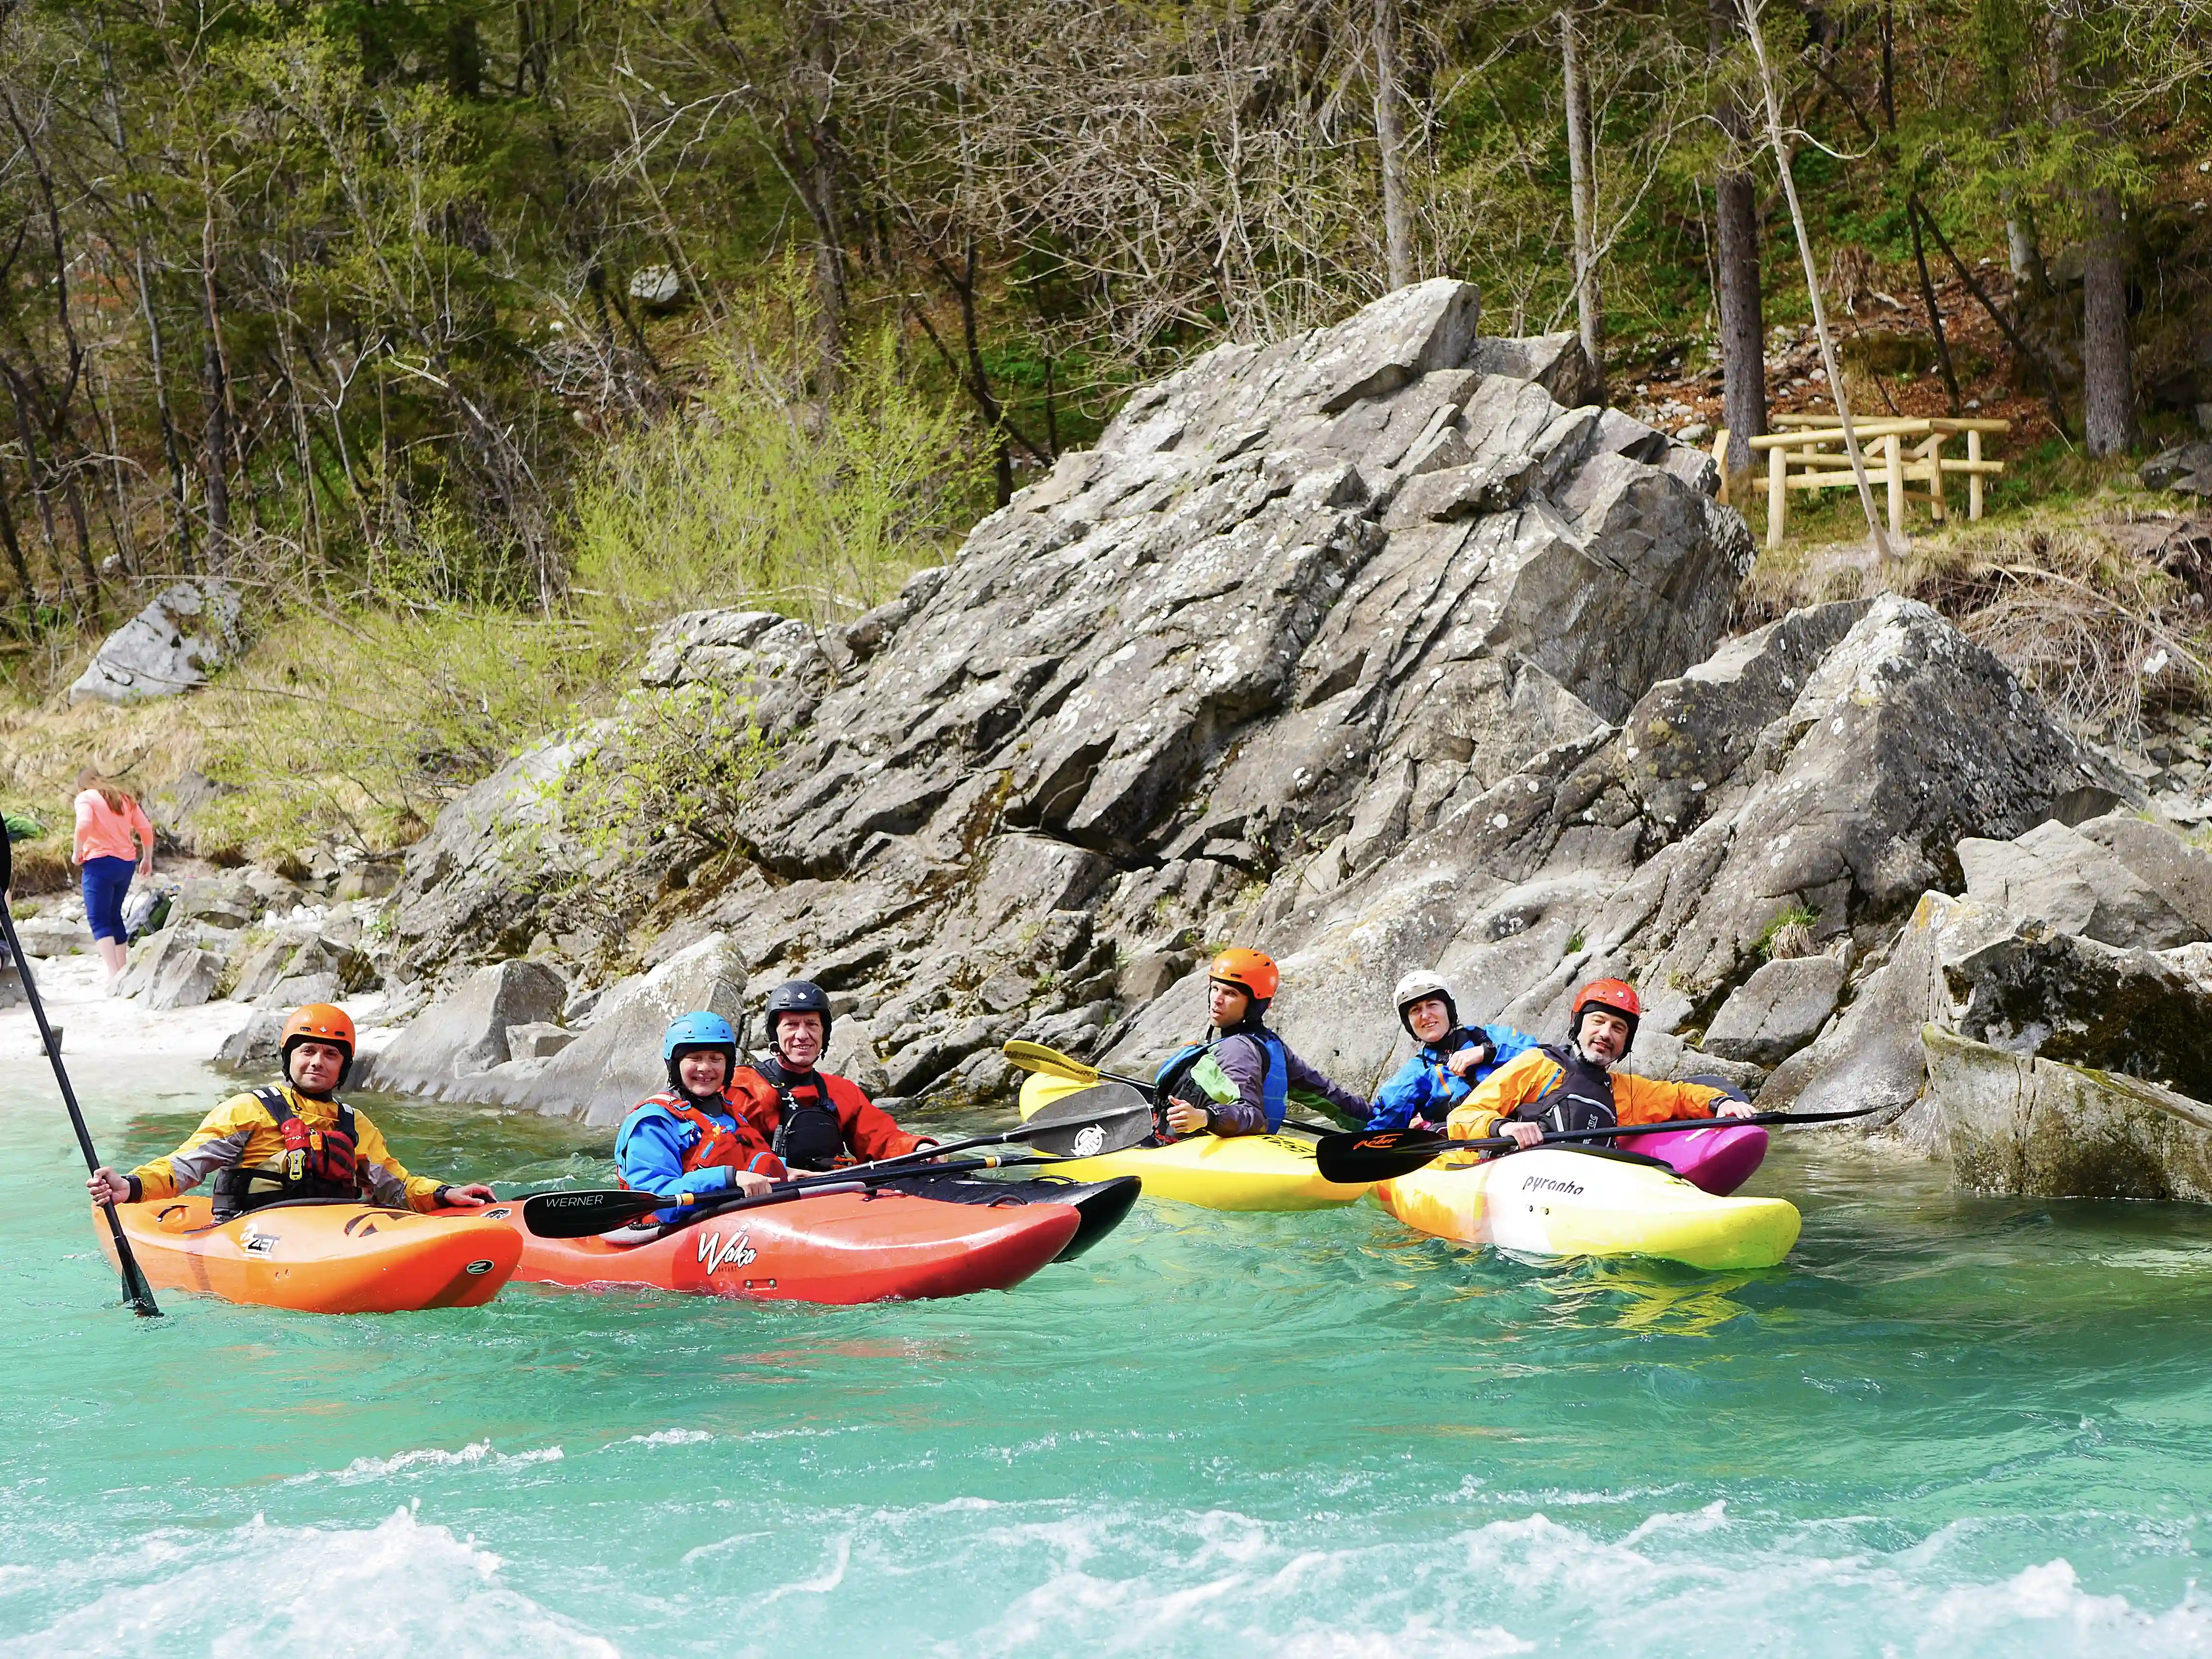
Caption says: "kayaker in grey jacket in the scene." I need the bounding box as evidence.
[1159,948,1369,1138]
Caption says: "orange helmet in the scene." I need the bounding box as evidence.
[281,1003,356,1084]
[1569,978,1640,1047]
[1209,948,1281,1003]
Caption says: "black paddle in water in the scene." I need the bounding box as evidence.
[0,830,161,1316]
[1313,1106,1884,1185]
[520,1081,1153,1238]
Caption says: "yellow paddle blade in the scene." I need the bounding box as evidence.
[1016,1070,1097,1123]
[1000,1039,1099,1085]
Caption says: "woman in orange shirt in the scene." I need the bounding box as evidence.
[71,770,154,984]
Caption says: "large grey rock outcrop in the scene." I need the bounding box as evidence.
[1929,1025,2212,1202]
[380,280,1766,1109]
[358,960,566,1098]
[1767,811,2212,1157]
[1106,594,2116,1097]
[69,578,241,704]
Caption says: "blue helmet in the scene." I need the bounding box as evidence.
[662,1011,737,1091]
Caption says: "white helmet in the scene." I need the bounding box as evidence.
[1393,970,1458,1037]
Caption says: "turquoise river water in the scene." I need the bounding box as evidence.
[5,1058,2212,1657]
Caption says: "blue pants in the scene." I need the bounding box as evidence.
[81,855,135,944]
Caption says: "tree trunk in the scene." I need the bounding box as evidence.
[446,13,483,99]
[1559,7,1602,390]
[0,462,34,602]
[1373,0,1414,289]
[2081,183,2136,456]
[1907,203,1960,411]
[1709,0,1765,485]
[2005,210,2043,287]
[201,290,232,564]
[1713,174,1766,481]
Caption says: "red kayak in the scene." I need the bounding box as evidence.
[492,1186,1079,1304]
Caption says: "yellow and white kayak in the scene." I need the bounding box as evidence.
[1377,1147,1801,1270]
[1017,1073,1373,1211]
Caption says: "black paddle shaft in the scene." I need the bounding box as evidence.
[1315,1105,1880,1183]
[0,834,160,1316]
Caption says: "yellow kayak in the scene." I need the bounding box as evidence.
[1377,1147,1801,1270]
[1017,1073,1373,1211]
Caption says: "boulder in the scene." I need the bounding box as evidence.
[9,914,85,958]
[1768,863,2212,1150]
[1760,892,1953,1139]
[1463,332,1603,409]
[473,935,748,1124]
[2075,811,2212,938]
[118,924,222,1005]
[169,876,261,931]
[1956,818,2198,950]
[359,959,566,1097]
[2141,441,2212,498]
[68,578,241,705]
[228,926,368,1003]
[332,858,404,902]
[1928,1024,2212,1201]
[215,1008,288,1072]
[505,1022,575,1059]
[1945,924,2212,1099]
[1702,953,1847,1065]
[262,972,341,1009]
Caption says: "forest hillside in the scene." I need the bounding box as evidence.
[1,0,2209,863]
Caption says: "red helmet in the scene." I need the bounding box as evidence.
[281,1003,356,1084]
[1209,948,1280,1003]
[1569,978,1641,1047]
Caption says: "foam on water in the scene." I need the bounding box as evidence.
[0,1507,621,1659]
[289,1441,567,1484]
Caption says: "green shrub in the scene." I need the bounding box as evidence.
[192,311,984,863]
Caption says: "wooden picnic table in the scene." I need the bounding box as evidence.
[1713,415,2011,550]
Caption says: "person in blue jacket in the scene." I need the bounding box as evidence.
[614,1012,787,1222]
[1365,970,1537,1131]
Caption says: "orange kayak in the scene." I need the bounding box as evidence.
[99,1197,521,1314]
[498,1186,1080,1304]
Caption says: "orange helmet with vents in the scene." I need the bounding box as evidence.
[1569,978,1641,1048]
[1209,948,1281,1003]
[281,1003,356,1083]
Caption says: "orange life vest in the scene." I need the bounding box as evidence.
[616,1091,766,1187]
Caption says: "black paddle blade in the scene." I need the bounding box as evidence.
[520,1188,670,1238]
[1019,1082,1153,1159]
[1313,1128,1455,1184]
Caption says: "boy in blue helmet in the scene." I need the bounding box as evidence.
[615,1011,788,1220]
[1364,970,1538,1132]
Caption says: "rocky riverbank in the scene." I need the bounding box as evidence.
[22,277,2212,1201]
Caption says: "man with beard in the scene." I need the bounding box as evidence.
[728,980,938,1171]
[1444,979,1758,1153]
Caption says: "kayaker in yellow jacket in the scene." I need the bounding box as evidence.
[1445,978,1758,1154]
[85,1004,497,1217]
